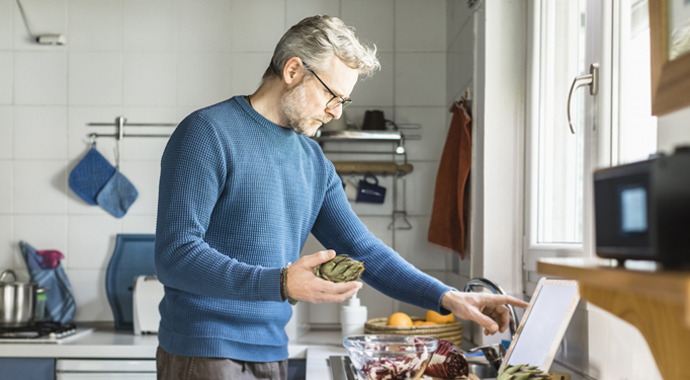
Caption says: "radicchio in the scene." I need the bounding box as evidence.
[359,338,431,380]
[423,339,469,379]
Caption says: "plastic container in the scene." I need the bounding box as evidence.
[35,293,47,321]
[343,334,438,380]
[340,292,367,339]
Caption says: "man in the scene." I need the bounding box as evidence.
[155,15,528,380]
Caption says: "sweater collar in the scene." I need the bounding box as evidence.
[232,95,295,138]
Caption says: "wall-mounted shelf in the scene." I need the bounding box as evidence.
[314,126,420,231]
[312,124,421,158]
[331,161,413,175]
[314,130,401,141]
[537,257,690,380]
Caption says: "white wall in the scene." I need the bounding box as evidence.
[443,0,526,347]
[0,0,455,323]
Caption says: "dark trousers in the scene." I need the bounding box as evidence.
[156,346,288,380]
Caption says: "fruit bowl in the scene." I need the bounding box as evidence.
[343,334,438,380]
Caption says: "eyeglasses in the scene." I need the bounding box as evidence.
[306,68,352,110]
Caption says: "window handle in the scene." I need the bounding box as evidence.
[567,63,599,134]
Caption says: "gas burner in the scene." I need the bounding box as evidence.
[0,321,77,340]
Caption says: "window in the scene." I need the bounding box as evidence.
[524,0,657,291]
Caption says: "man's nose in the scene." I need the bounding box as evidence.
[326,105,343,120]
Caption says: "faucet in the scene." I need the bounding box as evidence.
[463,278,520,372]
[462,277,519,341]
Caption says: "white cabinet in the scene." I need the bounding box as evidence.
[56,359,156,380]
[57,375,155,380]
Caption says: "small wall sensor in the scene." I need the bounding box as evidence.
[16,0,67,46]
[36,34,67,45]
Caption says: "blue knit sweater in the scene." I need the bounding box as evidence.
[154,96,453,362]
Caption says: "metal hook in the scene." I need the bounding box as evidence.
[388,211,412,230]
[88,133,97,147]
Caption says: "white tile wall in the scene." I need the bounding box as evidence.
[176,0,232,52]
[67,215,120,269]
[341,0,395,53]
[177,53,233,107]
[68,52,122,106]
[14,106,67,159]
[0,0,13,51]
[0,52,12,105]
[231,52,273,95]
[395,53,447,106]
[123,0,175,52]
[67,269,111,321]
[14,52,67,105]
[232,0,286,52]
[395,0,446,52]
[123,52,176,106]
[67,0,123,52]
[14,160,68,214]
[1,0,453,324]
[349,52,394,107]
[394,106,448,161]
[0,216,12,269]
[286,0,340,28]
[0,106,12,158]
[0,161,11,213]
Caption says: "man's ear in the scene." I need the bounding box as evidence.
[282,57,305,85]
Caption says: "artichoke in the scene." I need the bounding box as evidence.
[498,364,552,380]
[315,255,364,283]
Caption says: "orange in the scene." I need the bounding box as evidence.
[387,312,413,327]
[420,321,438,326]
[426,310,455,324]
[412,320,425,326]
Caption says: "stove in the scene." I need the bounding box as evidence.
[0,322,93,343]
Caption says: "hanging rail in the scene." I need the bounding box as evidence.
[87,116,175,140]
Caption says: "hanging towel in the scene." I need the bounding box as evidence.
[19,241,76,325]
[96,170,138,218]
[428,101,472,258]
[69,143,116,205]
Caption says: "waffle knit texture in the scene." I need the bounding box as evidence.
[155,96,453,362]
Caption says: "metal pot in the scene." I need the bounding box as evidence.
[0,269,45,327]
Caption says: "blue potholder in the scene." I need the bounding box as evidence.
[69,144,116,205]
[19,241,76,325]
[96,170,138,218]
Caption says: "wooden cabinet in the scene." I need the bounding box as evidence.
[537,258,690,380]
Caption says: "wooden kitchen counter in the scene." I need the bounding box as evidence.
[537,257,690,380]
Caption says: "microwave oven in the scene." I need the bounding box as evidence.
[593,146,690,267]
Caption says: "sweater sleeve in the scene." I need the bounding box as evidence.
[154,113,282,302]
[311,162,454,313]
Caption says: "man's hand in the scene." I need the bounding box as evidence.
[286,250,362,303]
[441,290,529,336]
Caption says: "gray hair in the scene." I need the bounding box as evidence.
[262,15,380,82]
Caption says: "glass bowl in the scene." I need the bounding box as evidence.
[343,335,438,380]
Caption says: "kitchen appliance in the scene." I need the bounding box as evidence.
[106,234,156,330]
[0,269,46,327]
[593,146,690,266]
[132,275,164,335]
[0,321,93,343]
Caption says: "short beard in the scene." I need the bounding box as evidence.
[281,79,329,137]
